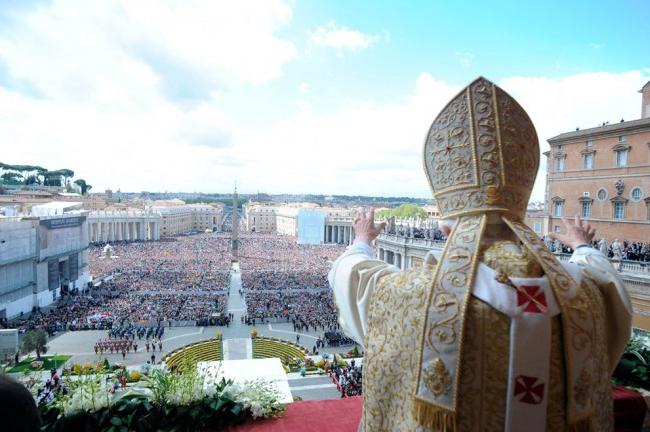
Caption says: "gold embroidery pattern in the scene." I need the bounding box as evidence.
[362,267,613,431]
[423,77,538,220]
[364,267,431,432]
[573,367,591,407]
[581,276,614,431]
[495,86,539,190]
[470,80,501,189]
[415,214,485,414]
[425,215,484,355]
[425,86,476,192]
[424,358,452,396]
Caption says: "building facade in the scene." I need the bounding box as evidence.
[545,81,650,242]
[243,204,278,233]
[88,210,161,243]
[153,203,223,236]
[0,213,90,320]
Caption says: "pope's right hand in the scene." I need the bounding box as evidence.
[352,208,386,245]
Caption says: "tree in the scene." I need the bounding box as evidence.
[22,329,48,359]
[376,204,427,220]
[24,174,40,185]
[74,179,92,195]
[1,171,23,184]
[43,171,62,186]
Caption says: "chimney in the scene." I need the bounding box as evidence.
[641,80,650,119]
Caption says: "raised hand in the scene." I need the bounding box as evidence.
[352,208,386,245]
[548,215,596,250]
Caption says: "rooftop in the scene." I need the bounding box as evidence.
[548,116,650,143]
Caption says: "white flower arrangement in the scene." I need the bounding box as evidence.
[224,379,284,419]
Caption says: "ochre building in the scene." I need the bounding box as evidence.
[545,80,650,242]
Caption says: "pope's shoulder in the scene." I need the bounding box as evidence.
[376,263,437,296]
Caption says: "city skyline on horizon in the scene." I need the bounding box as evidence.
[1,1,649,200]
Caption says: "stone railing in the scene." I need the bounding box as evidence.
[378,233,447,249]
[380,235,650,276]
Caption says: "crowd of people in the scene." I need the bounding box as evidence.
[241,270,329,290]
[331,361,363,397]
[599,240,650,261]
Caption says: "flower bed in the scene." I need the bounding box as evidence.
[38,361,284,431]
[252,337,307,362]
[163,339,224,367]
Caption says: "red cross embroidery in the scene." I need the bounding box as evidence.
[514,375,545,404]
[516,285,547,314]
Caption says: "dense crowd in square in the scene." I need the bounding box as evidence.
[2,232,346,335]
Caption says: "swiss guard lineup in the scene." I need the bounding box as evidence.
[330,77,632,431]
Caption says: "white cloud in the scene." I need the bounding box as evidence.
[309,22,379,52]
[0,2,648,201]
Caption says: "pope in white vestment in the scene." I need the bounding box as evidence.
[329,77,633,432]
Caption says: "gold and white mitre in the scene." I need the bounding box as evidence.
[409,77,600,430]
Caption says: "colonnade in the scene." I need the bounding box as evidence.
[324,224,354,245]
[88,214,161,243]
[378,247,404,269]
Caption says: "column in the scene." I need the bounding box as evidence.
[379,248,385,261]
[140,221,146,240]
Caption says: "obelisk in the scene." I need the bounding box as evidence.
[231,186,239,259]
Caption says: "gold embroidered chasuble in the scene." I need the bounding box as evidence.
[361,263,614,432]
[328,77,633,431]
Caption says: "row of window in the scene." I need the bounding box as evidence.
[554,199,648,220]
[555,148,629,170]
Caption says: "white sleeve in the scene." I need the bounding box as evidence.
[328,241,399,348]
[569,247,633,371]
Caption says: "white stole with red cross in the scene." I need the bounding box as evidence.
[472,262,581,432]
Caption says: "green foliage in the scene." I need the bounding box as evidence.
[612,333,650,390]
[376,204,427,220]
[8,355,71,373]
[39,376,280,432]
[21,329,48,359]
[74,178,92,195]
[0,162,77,187]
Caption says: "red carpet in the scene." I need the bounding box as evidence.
[227,396,362,432]
[225,386,646,432]
[612,385,647,432]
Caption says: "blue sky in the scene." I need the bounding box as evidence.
[0,0,648,199]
